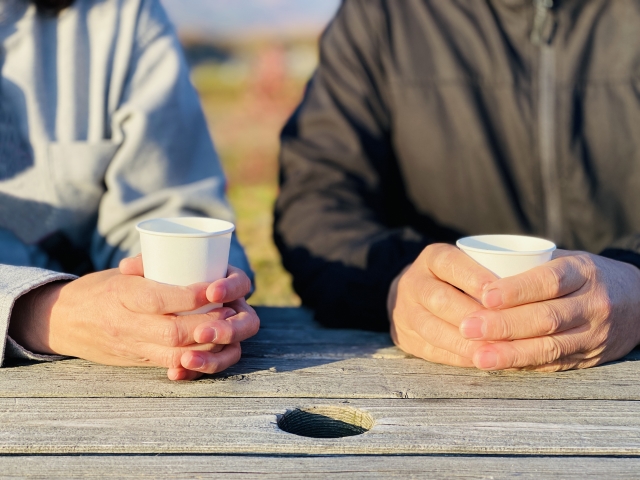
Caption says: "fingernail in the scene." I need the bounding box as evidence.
[483,289,503,308]
[475,350,498,369]
[460,317,485,339]
[199,327,218,343]
[189,353,205,370]
[223,308,236,319]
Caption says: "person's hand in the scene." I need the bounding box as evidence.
[387,243,498,366]
[459,250,640,371]
[10,256,259,381]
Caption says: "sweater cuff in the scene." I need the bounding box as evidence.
[0,265,76,366]
[599,248,640,271]
[5,336,68,363]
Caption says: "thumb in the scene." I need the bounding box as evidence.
[119,253,144,276]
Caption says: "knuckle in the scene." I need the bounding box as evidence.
[588,341,607,357]
[247,303,258,317]
[215,324,233,344]
[397,266,419,295]
[536,362,566,373]
[232,344,242,363]
[242,277,252,296]
[500,345,522,369]
[417,315,447,348]
[420,343,437,362]
[434,246,457,272]
[138,288,164,314]
[490,315,513,340]
[161,321,183,348]
[422,243,440,260]
[163,349,182,369]
[421,284,450,314]
[423,243,450,271]
[248,315,260,337]
[110,338,131,360]
[544,265,564,298]
[468,275,491,297]
[203,362,220,375]
[541,336,564,364]
[539,303,562,335]
[180,287,199,310]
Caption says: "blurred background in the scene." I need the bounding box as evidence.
[160,0,341,306]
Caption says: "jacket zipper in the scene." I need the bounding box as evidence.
[532,0,562,244]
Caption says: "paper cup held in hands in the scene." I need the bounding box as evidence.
[456,234,556,278]
[136,217,235,315]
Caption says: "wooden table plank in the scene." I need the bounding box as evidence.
[2,397,640,455]
[2,307,639,400]
[2,455,640,479]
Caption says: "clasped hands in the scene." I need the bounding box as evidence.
[388,244,640,371]
[9,255,259,381]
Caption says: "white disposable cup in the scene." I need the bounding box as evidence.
[136,217,235,315]
[456,234,556,278]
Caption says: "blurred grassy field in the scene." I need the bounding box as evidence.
[191,41,315,306]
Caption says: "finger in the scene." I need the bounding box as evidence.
[422,244,498,300]
[194,299,260,344]
[117,275,210,314]
[407,306,488,359]
[206,265,252,304]
[522,353,603,372]
[119,254,143,276]
[480,251,589,309]
[460,296,587,341]
[129,308,237,347]
[167,367,204,381]
[392,325,476,368]
[419,342,476,368]
[417,276,485,327]
[138,341,226,369]
[471,324,590,370]
[180,343,242,374]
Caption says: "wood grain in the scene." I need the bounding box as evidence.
[2,455,640,479]
[2,397,640,455]
[2,307,639,400]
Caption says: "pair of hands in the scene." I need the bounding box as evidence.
[388,244,640,371]
[9,255,259,381]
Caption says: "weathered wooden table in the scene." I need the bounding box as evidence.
[2,306,640,478]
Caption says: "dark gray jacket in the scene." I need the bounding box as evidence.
[275,0,640,330]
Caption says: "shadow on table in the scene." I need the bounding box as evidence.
[205,306,398,377]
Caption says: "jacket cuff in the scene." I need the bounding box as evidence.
[599,248,640,270]
[0,265,76,366]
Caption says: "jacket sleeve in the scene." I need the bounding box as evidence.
[274,0,429,331]
[91,0,252,281]
[600,235,640,270]
[0,265,75,366]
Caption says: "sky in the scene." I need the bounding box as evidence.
[160,0,342,39]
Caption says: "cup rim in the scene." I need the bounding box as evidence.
[456,234,556,256]
[136,217,235,238]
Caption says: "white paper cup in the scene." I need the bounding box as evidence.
[136,217,235,315]
[456,234,556,278]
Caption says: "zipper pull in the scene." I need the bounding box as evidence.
[530,0,555,45]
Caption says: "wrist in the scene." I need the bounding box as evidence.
[9,281,66,355]
[608,257,640,348]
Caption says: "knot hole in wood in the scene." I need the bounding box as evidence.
[277,406,374,438]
